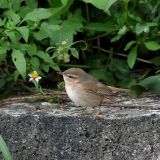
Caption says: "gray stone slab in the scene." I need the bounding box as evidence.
[0,96,160,160]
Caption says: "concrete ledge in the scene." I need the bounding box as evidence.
[0,96,160,160]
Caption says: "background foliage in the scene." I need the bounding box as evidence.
[1,0,160,98]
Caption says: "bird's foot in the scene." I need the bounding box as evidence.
[79,110,86,117]
[94,110,102,119]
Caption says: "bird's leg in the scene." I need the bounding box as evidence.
[94,100,103,118]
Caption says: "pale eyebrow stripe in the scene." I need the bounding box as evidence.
[66,74,78,78]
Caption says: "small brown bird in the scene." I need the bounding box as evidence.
[61,68,129,116]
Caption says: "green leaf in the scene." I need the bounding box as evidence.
[47,10,83,44]
[144,41,160,51]
[49,0,63,7]
[0,0,10,8]
[70,48,79,58]
[124,41,136,51]
[85,22,116,32]
[110,34,121,42]
[0,135,13,160]
[30,57,40,69]
[33,22,61,41]
[118,25,127,35]
[127,46,138,69]
[135,23,149,35]
[0,46,10,60]
[4,31,17,43]
[130,85,145,97]
[41,65,49,72]
[36,51,53,64]
[0,18,5,26]
[50,64,60,71]
[4,10,20,25]
[49,0,74,17]
[11,50,26,80]
[25,44,37,56]
[16,26,29,42]
[34,10,83,43]
[83,0,118,15]
[89,68,115,85]
[24,8,52,21]
[118,77,136,89]
[139,75,160,91]
[13,70,20,81]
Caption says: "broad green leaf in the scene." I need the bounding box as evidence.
[16,26,29,42]
[0,135,13,160]
[127,46,138,68]
[70,48,79,58]
[4,31,17,43]
[25,44,37,56]
[135,23,149,35]
[36,51,53,64]
[144,41,160,51]
[30,57,40,69]
[3,10,20,25]
[128,13,142,22]
[9,0,23,12]
[124,41,136,51]
[0,0,10,8]
[83,0,118,15]
[41,65,49,72]
[12,50,26,80]
[50,64,60,71]
[49,0,74,17]
[13,70,20,81]
[25,0,38,8]
[139,75,160,91]
[24,8,52,21]
[33,22,61,41]
[47,10,83,44]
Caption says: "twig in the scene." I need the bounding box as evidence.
[0,91,67,105]
[93,46,153,64]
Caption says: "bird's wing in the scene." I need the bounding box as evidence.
[96,82,113,96]
[83,81,129,97]
[82,81,112,96]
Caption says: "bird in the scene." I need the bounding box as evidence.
[60,68,129,116]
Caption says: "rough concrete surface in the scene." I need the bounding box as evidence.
[0,95,160,160]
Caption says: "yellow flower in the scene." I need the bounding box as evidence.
[28,71,41,82]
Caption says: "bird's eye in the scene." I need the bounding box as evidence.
[68,75,73,78]
[66,74,77,79]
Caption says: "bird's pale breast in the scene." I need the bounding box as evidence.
[65,83,102,107]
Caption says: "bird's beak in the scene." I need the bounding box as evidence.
[57,71,63,75]
[57,71,66,76]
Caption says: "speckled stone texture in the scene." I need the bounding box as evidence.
[0,97,160,160]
